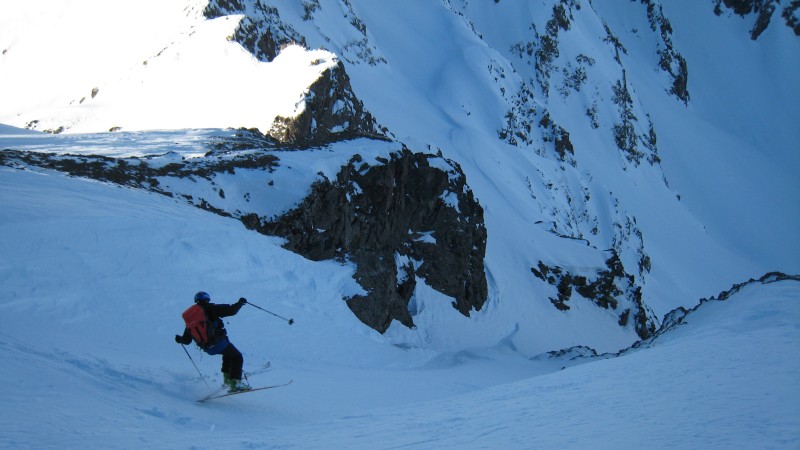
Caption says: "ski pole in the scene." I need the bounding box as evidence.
[247,301,294,325]
[181,343,210,388]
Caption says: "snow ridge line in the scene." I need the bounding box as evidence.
[540,271,799,363]
[649,271,800,339]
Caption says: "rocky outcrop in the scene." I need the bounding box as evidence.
[245,149,489,333]
[714,0,800,39]
[0,146,280,216]
[531,250,657,340]
[204,1,384,146]
[500,0,673,167]
[204,0,307,62]
[501,1,580,166]
[268,61,384,145]
[640,0,690,103]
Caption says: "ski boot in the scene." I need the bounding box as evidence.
[226,378,251,393]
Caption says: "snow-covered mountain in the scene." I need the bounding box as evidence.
[1,1,798,447]
[3,0,797,350]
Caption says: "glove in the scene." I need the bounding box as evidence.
[175,334,183,344]
[238,297,247,306]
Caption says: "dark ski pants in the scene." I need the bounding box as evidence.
[221,342,244,380]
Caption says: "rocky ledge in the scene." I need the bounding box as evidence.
[244,148,489,332]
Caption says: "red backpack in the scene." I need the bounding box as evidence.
[182,304,220,349]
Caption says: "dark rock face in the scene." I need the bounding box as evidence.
[714,0,800,39]
[247,149,489,332]
[204,1,384,146]
[204,0,307,62]
[531,250,657,340]
[640,0,690,103]
[269,61,383,145]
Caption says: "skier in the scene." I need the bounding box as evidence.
[175,291,251,392]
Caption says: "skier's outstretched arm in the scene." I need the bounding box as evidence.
[210,298,247,318]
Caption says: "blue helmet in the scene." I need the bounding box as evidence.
[194,291,211,304]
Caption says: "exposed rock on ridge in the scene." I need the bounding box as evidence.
[245,149,489,332]
[205,0,307,62]
[204,0,384,145]
[532,250,657,340]
[269,61,384,145]
[714,0,800,39]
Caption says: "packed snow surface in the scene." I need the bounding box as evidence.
[1,164,798,448]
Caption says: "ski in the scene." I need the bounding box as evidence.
[197,380,292,402]
[246,361,271,377]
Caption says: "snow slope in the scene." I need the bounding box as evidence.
[317,0,800,313]
[654,0,800,275]
[1,1,799,447]
[2,2,797,318]
[1,164,798,448]
[0,0,337,133]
